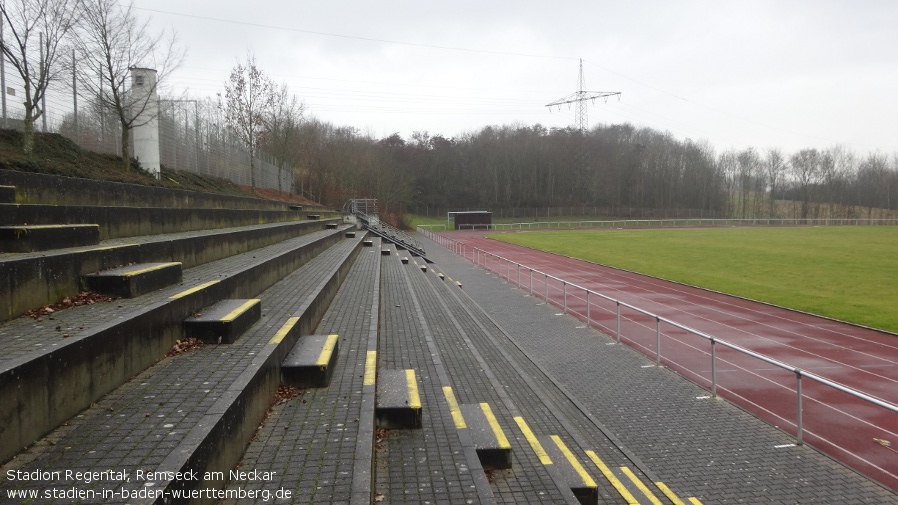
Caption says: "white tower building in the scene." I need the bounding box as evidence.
[130,67,160,178]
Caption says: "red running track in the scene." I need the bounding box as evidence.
[437,230,898,492]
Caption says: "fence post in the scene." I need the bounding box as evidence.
[545,273,549,302]
[586,290,590,328]
[711,339,717,397]
[796,371,804,445]
[616,302,621,342]
[529,269,533,295]
[563,281,567,313]
[655,317,661,365]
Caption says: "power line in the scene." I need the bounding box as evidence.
[132,5,575,61]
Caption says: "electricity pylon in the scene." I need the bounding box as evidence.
[546,59,620,200]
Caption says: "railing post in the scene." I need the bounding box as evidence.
[545,273,549,302]
[563,281,567,313]
[796,371,804,445]
[517,263,521,287]
[616,301,621,342]
[711,339,717,397]
[655,317,661,365]
[586,290,590,328]
[529,269,533,295]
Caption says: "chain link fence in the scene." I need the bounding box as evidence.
[1,59,291,191]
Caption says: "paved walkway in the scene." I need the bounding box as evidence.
[420,231,898,504]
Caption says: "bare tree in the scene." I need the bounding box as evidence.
[790,148,819,219]
[765,148,786,218]
[736,147,760,218]
[0,0,80,153]
[223,53,277,190]
[73,0,183,172]
[260,83,304,192]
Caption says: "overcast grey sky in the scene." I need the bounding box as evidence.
[133,0,898,155]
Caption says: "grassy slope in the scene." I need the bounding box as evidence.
[0,129,315,205]
[490,227,898,332]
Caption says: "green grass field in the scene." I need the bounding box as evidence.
[489,227,898,333]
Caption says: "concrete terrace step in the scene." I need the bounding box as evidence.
[0,226,349,464]
[0,232,365,503]
[281,333,340,387]
[0,224,100,252]
[82,262,183,298]
[0,219,335,323]
[0,168,291,210]
[541,435,599,505]
[375,369,422,429]
[183,298,262,344]
[0,202,313,240]
[459,403,513,470]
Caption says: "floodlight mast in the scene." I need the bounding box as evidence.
[545,58,620,200]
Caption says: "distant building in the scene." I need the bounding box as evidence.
[450,211,493,230]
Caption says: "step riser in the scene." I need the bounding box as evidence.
[376,407,422,430]
[0,169,289,210]
[375,370,423,429]
[82,263,183,299]
[0,225,100,253]
[0,185,14,203]
[541,435,599,505]
[183,299,262,344]
[460,403,513,470]
[0,229,347,464]
[0,204,318,240]
[3,244,143,322]
[282,335,340,388]
[0,220,329,324]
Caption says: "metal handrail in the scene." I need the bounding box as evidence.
[419,228,898,446]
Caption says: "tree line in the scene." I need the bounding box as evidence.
[281,119,898,222]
